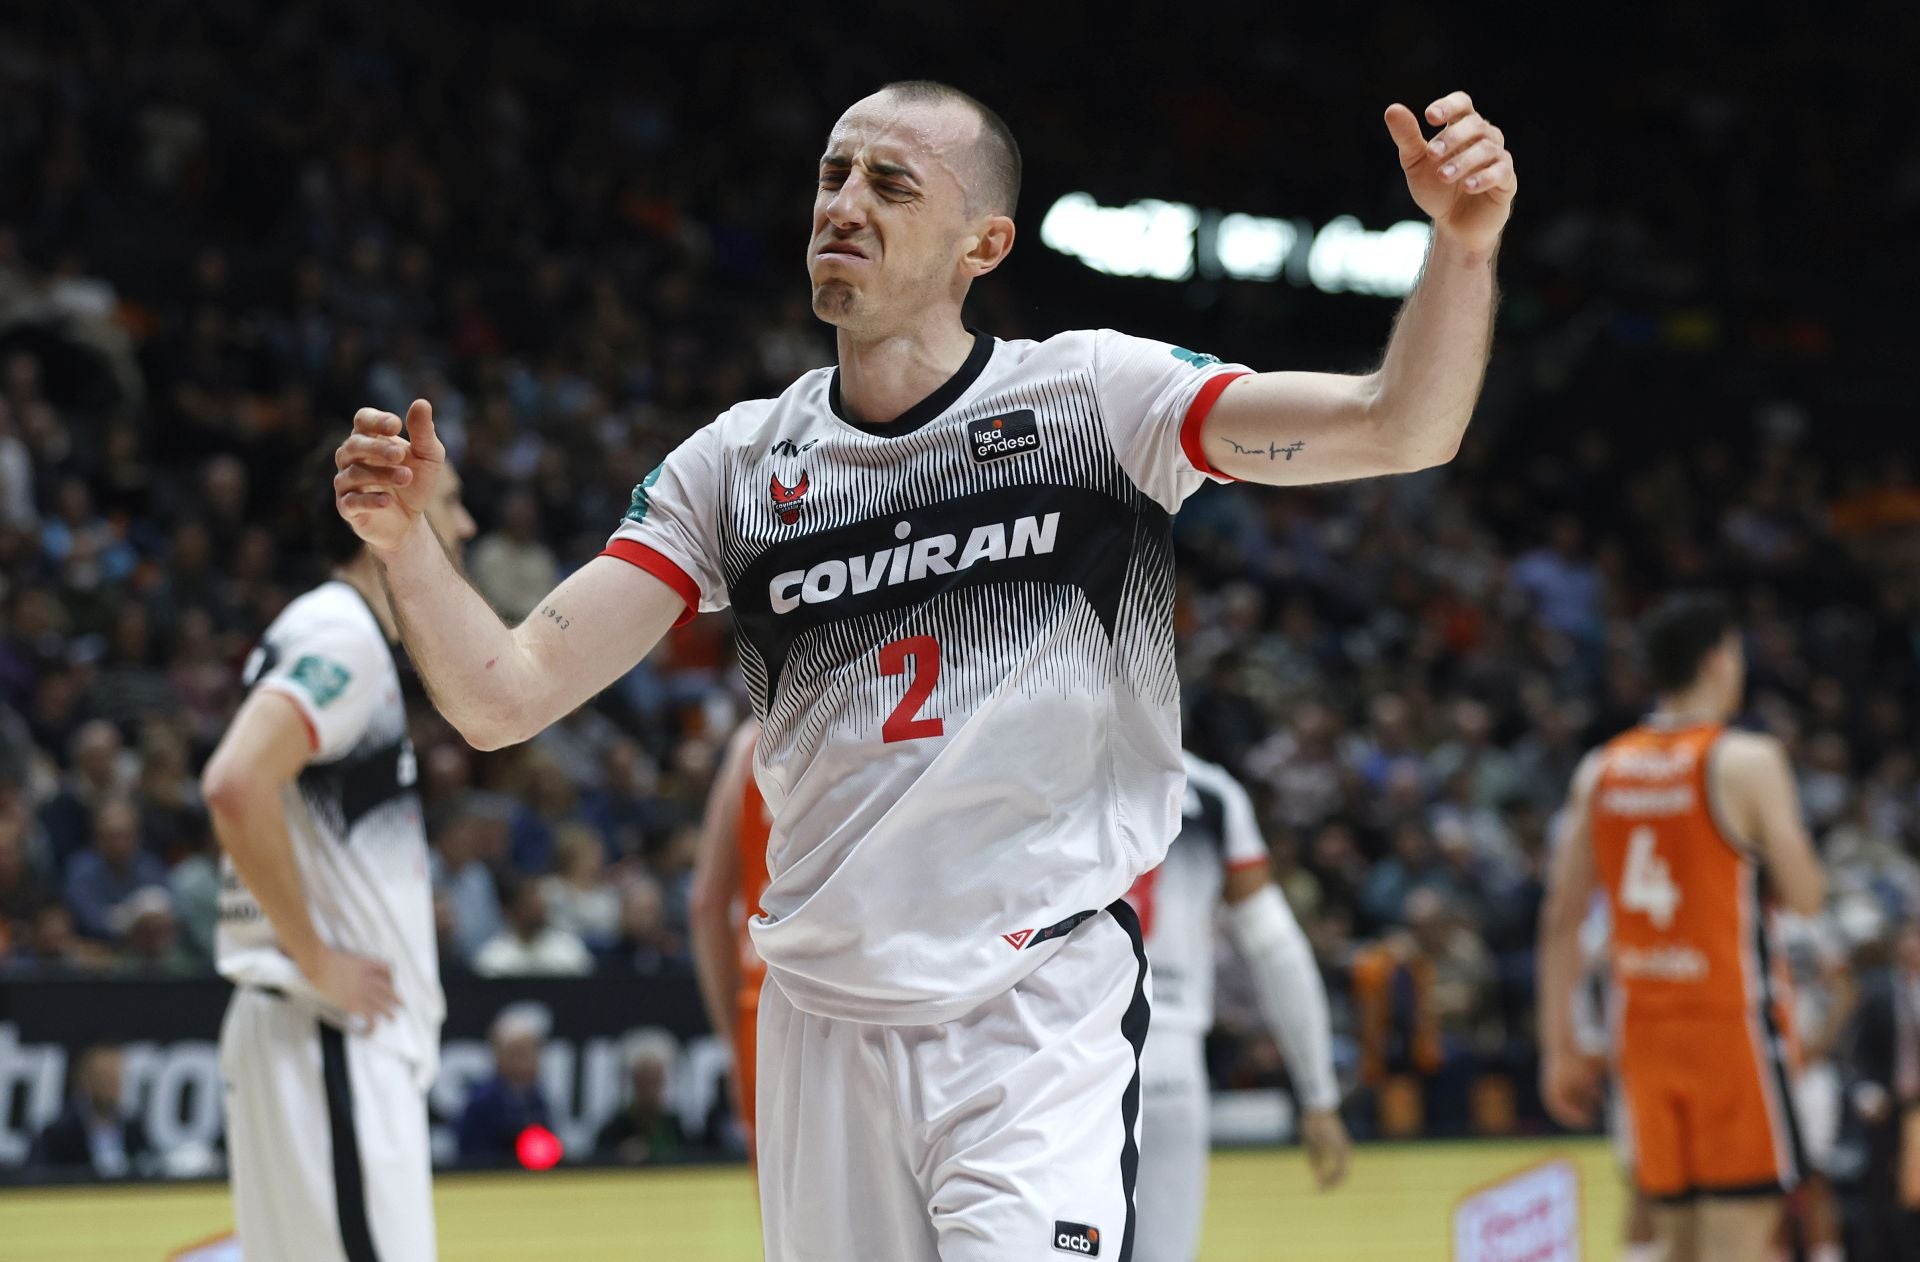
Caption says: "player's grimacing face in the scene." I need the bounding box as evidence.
[809,97,979,328]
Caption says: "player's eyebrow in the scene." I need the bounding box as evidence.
[818,152,920,185]
[866,159,918,183]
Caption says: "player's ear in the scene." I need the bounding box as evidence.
[963,215,1016,278]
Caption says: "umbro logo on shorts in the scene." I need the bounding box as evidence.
[1053,1220,1101,1255]
[968,409,1042,463]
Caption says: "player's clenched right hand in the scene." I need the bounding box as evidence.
[335,398,443,554]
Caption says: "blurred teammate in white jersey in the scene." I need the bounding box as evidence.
[201,449,473,1262]
[1128,753,1348,1262]
[335,79,1514,1260]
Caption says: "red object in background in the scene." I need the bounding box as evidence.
[515,1125,563,1171]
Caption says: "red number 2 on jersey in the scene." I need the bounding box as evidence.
[879,636,944,743]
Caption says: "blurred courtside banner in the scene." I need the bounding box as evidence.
[1451,1158,1581,1262]
[0,972,718,1178]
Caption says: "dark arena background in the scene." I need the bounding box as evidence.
[0,2,1915,1259]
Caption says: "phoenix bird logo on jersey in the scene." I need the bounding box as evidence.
[770,471,811,525]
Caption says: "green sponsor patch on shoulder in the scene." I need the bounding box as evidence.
[288,655,351,708]
[625,464,665,524]
[1170,346,1222,370]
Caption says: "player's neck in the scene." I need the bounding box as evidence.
[1651,687,1730,728]
[335,556,399,643]
[833,318,976,426]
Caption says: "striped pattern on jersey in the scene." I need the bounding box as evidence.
[602,327,1249,1022]
[716,350,1178,771]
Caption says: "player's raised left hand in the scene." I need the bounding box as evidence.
[1384,91,1516,255]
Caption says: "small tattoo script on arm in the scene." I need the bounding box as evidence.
[1221,438,1306,461]
[539,605,571,631]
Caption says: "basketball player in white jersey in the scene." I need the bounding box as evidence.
[334,80,1514,1260]
[201,448,474,1262]
[1129,753,1347,1262]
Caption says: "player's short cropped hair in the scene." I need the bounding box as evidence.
[304,440,365,569]
[878,79,1021,217]
[1641,592,1737,695]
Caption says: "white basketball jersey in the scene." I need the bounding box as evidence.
[604,328,1250,1022]
[1125,754,1270,1036]
[216,581,443,1079]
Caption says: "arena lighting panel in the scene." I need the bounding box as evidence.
[1039,191,1431,295]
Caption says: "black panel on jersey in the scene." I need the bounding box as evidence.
[299,739,417,837]
[243,639,280,688]
[729,483,1159,694]
[829,329,993,436]
[1179,783,1228,857]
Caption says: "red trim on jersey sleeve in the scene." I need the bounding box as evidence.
[1225,855,1271,874]
[294,706,320,753]
[599,540,701,627]
[1178,370,1251,481]
[257,686,321,753]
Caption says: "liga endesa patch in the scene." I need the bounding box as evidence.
[967,409,1042,463]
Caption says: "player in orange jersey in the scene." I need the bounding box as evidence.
[1540,593,1827,1262]
[689,719,770,1149]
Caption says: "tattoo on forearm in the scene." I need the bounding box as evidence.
[540,605,571,631]
[1222,438,1306,461]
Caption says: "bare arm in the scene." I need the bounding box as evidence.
[201,692,398,1021]
[690,722,757,1047]
[1716,732,1825,916]
[1538,751,1604,1127]
[379,521,682,750]
[1202,234,1494,485]
[336,402,685,751]
[1202,91,1513,487]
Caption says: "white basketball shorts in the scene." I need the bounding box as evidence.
[1792,1058,1840,1176]
[218,987,434,1262]
[756,900,1150,1262]
[1132,1027,1210,1262]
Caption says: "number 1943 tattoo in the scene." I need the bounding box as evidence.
[1221,438,1306,461]
[539,605,571,631]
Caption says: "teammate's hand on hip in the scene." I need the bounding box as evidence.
[1300,1108,1352,1191]
[334,398,443,555]
[1540,1048,1604,1131]
[1383,91,1516,255]
[307,945,401,1026]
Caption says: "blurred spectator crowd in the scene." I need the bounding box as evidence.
[3,0,1919,1149]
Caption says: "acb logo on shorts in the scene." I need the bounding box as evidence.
[1052,1220,1100,1255]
